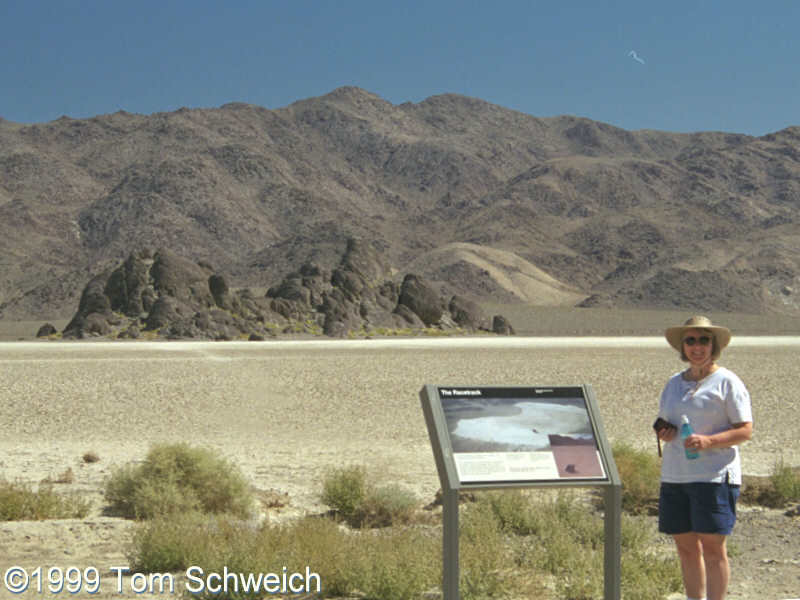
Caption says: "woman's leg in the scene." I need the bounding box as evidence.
[673,532,706,599]
[698,533,729,600]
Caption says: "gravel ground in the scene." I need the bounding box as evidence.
[0,338,797,599]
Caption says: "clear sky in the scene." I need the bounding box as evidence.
[1,0,798,135]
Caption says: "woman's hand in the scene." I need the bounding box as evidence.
[683,433,709,451]
[658,427,677,442]
[684,422,753,451]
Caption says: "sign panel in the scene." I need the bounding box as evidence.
[425,385,611,486]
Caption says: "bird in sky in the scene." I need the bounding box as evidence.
[628,50,645,64]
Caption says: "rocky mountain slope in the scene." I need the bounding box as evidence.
[2,87,800,321]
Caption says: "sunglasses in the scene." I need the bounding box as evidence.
[683,336,712,346]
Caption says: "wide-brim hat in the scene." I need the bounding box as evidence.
[664,316,731,354]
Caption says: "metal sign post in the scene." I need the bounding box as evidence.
[420,384,621,600]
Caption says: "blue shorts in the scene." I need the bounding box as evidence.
[658,481,740,535]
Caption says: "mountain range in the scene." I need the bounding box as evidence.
[2,86,800,322]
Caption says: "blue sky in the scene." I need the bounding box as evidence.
[1,1,798,135]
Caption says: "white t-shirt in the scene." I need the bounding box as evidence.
[658,366,752,485]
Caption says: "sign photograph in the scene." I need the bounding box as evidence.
[437,386,606,484]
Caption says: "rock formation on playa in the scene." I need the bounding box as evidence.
[60,239,514,340]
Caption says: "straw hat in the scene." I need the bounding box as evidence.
[664,316,731,355]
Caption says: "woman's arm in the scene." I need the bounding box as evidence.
[685,421,752,451]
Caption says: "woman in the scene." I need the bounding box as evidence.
[656,316,753,600]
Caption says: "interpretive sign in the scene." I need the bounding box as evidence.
[422,385,615,489]
[438,385,607,485]
[420,384,621,600]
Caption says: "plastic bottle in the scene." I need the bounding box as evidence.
[681,415,699,460]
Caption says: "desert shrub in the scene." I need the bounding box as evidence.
[523,493,604,581]
[320,465,367,519]
[272,515,356,597]
[350,485,419,528]
[485,488,544,535]
[82,451,101,464]
[348,527,440,600]
[322,467,420,528]
[463,491,603,598]
[740,475,772,505]
[128,512,438,600]
[474,490,681,600]
[128,511,222,572]
[0,479,92,521]
[48,467,75,484]
[770,458,800,503]
[742,459,800,507]
[131,512,265,576]
[612,441,661,514]
[459,499,507,599]
[104,443,253,519]
[621,540,684,600]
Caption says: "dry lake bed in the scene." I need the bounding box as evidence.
[1,336,798,598]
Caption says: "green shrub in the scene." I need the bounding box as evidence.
[612,441,661,515]
[0,479,92,521]
[619,519,683,598]
[104,443,254,519]
[128,511,219,572]
[474,490,681,600]
[322,468,420,528]
[351,485,419,528]
[485,488,544,535]
[128,513,439,600]
[320,465,367,519]
[742,459,800,507]
[771,458,800,504]
[349,527,440,600]
[459,499,507,599]
[273,515,356,597]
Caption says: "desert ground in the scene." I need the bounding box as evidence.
[1,310,799,599]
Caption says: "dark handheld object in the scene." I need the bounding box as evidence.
[652,418,677,457]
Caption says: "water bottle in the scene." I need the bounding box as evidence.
[681,415,699,460]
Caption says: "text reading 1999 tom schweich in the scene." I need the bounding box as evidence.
[3,565,321,595]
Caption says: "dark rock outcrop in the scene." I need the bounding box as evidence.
[339,237,393,282]
[492,315,516,335]
[62,238,514,340]
[104,251,153,317]
[62,274,116,339]
[398,274,444,326]
[449,295,490,331]
[150,248,215,308]
[393,303,426,328]
[209,273,233,311]
[145,296,196,331]
[36,323,57,337]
